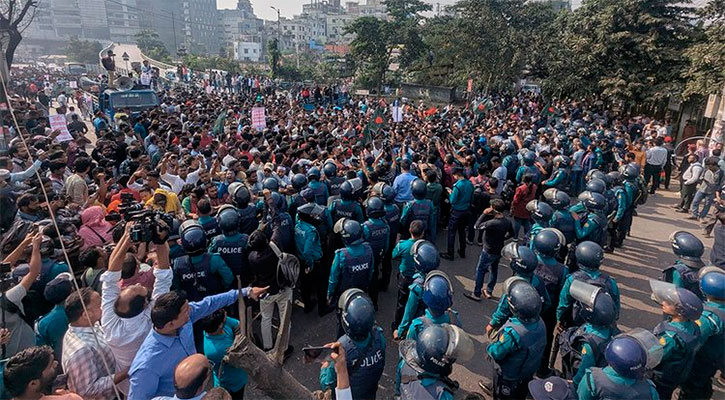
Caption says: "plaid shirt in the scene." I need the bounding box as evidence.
[62,325,118,400]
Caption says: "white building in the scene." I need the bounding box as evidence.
[233,36,263,62]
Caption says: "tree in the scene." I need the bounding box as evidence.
[65,36,103,64]
[682,0,725,97]
[135,30,170,61]
[267,38,281,78]
[0,0,38,73]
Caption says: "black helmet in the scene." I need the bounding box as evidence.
[582,191,607,212]
[306,166,321,181]
[607,171,623,186]
[338,289,375,342]
[381,184,396,204]
[523,151,536,165]
[334,218,363,245]
[267,192,287,213]
[411,179,427,200]
[505,277,542,324]
[525,200,553,223]
[263,177,279,192]
[179,220,208,256]
[585,178,606,194]
[422,271,453,315]
[570,280,617,326]
[533,228,566,258]
[502,243,539,275]
[575,241,604,271]
[229,183,250,208]
[410,324,474,375]
[650,280,703,321]
[364,196,385,218]
[553,155,571,168]
[340,178,363,200]
[412,240,440,274]
[585,169,606,183]
[605,336,647,379]
[669,231,704,268]
[291,173,308,191]
[621,163,639,180]
[216,205,240,235]
[297,203,325,225]
[542,188,571,210]
[323,162,337,178]
[700,267,725,300]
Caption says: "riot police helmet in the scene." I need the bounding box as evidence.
[263,177,279,192]
[179,220,208,256]
[585,178,606,194]
[570,280,617,326]
[412,324,474,376]
[575,241,604,271]
[229,183,251,208]
[411,179,427,200]
[533,228,566,258]
[291,173,308,191]
[334,218,363,246]
[306,166,321,181]
[649,279,703,321]
[505,277,542,324]
[297,203,325,226]
[338,289,375,342]
[526,199,554,223]
[700,267,725,300]
[669,231,704,268]
[604,336,647,379]
[422,271,453,315]
[340,178,363,200]
[364,196,386,219]
[502,242,539,275]
[523,150,536,165]
[216,205,240,235]
[543,188,571,210]
[323,162,338,178]
[412,240,440,274]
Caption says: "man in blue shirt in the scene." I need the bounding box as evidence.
[392,159,416,205]
[128,286,268,399]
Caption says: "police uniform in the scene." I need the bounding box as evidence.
[621,179,638,237]
[516,164,541,185]
[487,317,547,399]
[326,175,346,199]
[503,154,520,182]
[406,309,461,341]
[577,366,658,400]
[172,253,234,301]
[609,185,629,249]
[392,238,418,328]
[329,198,365,224]
[237,204,260,235]
[679,300,725,399]
[490,275,551,330]
[308,180,329,206]
[556,271,620,327]
[559,323,615,388]
[209,233,250,285]
[381,203,401,290]
[295,217,324,313]
[327,242,375,306]
[400,199,435,241]
[528,222,549,248]
[263,211,294,253]
[574,212,607,247]
[399,362,456,400]
[534,254,569,374]
[551,210,576,263]
[543,168,570,192]
[447,178,474,257]
[396,272,427,337]
[662,261,703,299]
[198,215,221,239]
[652,319,700,399]
[362,217,389,308]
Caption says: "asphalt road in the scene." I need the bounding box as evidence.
[249,184,721,399]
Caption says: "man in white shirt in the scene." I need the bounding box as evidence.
[676,154,702,212]
[644,136,668,194]
[159,155,203,193]
[100,224,172,394]
[491,156,507,194]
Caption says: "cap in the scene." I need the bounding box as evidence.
[528,377,576,400]
[264,162,274,171]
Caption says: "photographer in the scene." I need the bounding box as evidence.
[78,207,114,250]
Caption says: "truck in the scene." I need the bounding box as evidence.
[97,88,159,122]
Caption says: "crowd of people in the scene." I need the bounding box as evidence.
[0,64,723,400]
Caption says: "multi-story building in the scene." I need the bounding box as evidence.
[106,0,141,44]
[276,14,327,52]
[220,0,265,62]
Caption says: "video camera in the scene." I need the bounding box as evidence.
[126,209,172,244]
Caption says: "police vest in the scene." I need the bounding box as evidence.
[327,176,345,197]
[288,194,305,220]
[339,328,385,400]
[652,321,700,386]
[495,318,546,381]
[552,211,576,243]
[332,199,359,221]
[337,244,373,294]
[269,213,294,253]
[237,206,258,235]
[408,200,432,230]
[588,368,654,400]
[363,220,388,257]
[551,169,570,191]
[698,304,725,371]
[200,218,220,239]
[173,254,224,302]
[211,234,248,278]
[560,325,612,380]
[662,263,702,299]
[534,261,567,304]
[309,182,327,206]
[604,190,617,216]
[519,165,541,184]
[399,362,454,400]
[384,204,400,236]
[623,181,639,209]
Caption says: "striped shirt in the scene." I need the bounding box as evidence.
[62,325,118,400]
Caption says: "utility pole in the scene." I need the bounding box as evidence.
[270,6,281,44]
[171,10,178,56]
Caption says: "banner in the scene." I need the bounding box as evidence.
[252,107,266,131]
[467,78,473,93]
[49,114,73,142]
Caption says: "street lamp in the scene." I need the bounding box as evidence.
[270,6,281,43]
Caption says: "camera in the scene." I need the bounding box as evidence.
[127,209,172,244]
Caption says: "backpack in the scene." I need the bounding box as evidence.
[269,241,300,288]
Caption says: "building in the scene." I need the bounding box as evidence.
[220,0,264,59]
[275,14,327,52]
[325,13,356,45]
[106,0,141,43]
[233,37,263,62]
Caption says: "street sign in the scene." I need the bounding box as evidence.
[122,52,130,61]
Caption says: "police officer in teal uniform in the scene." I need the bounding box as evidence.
[526,200,554,247]
[619,163,640,242]
[228,182,260,235]
[398,323,474,400]
[516,150,541,185]
[395,240,440,339]
[392,220,426,331]
[405,271,460,341]
[649,279,702,400]
[209,205,250,285]
[542,155,571,192]
[442,168,474,261]
[329,178,365,224]
[400,179,435,241]
[287,173,308,221]
[605,171,629,252]
[662,231,706,299]
[362,196,389,310]
[487,277,546,399]
[196,198,220,239]
[557,241,620,328]
[487,243,551,335]
[378,183,401,291]
[320,289,385,400]
[543,188,575,263]
[571,192,608,247]
[307,166,329,207]
[295,202,325,314]
[502,143,520,182]
[680,268,725,399]
[558,280,618,389]
[578,333,660,400]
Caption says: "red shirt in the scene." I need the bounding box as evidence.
[510,183,537,219]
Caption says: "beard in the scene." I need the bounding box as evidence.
[39,373,56,395]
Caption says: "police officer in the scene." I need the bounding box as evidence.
[662,231,706,299]
[649,279,702,399]
[557,241,620,328]
[323,162,346,205]
[262,191,294,253]
[542,155,571,192]
[559,280,618,388]
[526,200,554,247]
[196,197,220,239]
[400,178,435,242]
[406,271,460,341]
[209,205,250,285]
[398,323,474,400]
[229,182,259,235]
[605,171,629,252]
[516,150,541,185]
[167,218,185,261]
[577,334,659,399]
[532,228,569,376]
[620,163,640,238]
[329,177,364,223]
[287,173,308,221]
[487,277,546,399]
[543,188,575,263]
[501,142,520,182]
[320,289,385,400]
[572,192,608,247]
[487,243,551,334]
[263,176,279,193]
[392,220,426,330]
[679,268,725,399]
[295,202,325,314]
[362,196,389,310]
[307,166,329,206]
[395,240,440,339]
[378,183,400,291]
[327,218,375,314]
[442,168,474,261]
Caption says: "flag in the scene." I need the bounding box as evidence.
[367,108,386,134]
[542,103,559,118]
[212,110,227,136]
[424,107,438,119]
[392,106,403,123]
[473,98,493,116]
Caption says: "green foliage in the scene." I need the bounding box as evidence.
[65,36,103,64]
[267,38,281,78]
[682,0,725,97]
[135,30,170,61]
[182,54,240,73]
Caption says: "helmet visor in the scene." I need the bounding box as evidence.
[626,328,663,370]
